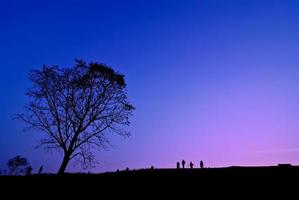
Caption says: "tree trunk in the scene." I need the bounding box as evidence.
[57,153,70,174]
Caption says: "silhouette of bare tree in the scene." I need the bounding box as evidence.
[16,60,135,174]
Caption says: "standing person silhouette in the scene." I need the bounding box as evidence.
[176,162,180,169]
[182,160,186,169]
[200,160,204,169]
[190,161,194,169]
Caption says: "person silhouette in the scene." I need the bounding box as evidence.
[38,165,43,174]
[176,162,180,169]
[200,160,204,169]
[182,160,186,169]
[26,166,32,176]
[190,161,194,169]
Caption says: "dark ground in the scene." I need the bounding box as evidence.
[1,166,298,196]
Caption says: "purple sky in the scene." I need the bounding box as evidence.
[1,0,299,173]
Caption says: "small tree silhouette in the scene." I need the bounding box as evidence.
[7,155,29,175]
[16,60,135,174]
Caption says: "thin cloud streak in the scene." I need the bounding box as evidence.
[239,148,299,155]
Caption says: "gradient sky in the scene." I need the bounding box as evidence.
[1,0,299,173]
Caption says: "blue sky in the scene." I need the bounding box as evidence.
[1,0,299,173]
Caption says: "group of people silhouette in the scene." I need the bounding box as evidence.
[176,160,204,169]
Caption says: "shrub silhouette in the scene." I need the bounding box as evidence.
[7,155,29,175]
